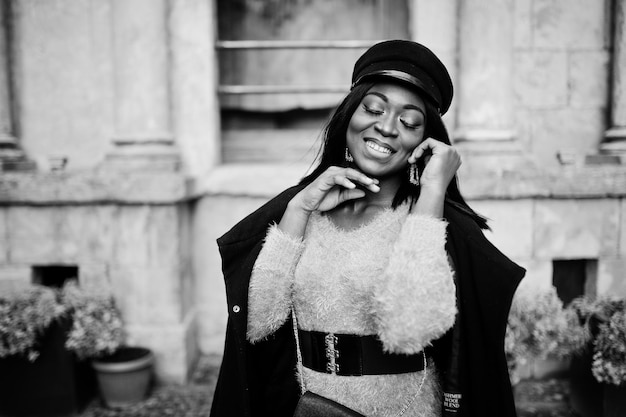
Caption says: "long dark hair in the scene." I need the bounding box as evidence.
[300,80,489,230]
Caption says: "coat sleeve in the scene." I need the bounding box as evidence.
[247,224,305,343]
[372,213,457,354]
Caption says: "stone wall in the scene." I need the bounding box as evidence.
[191,164,626,354]
[9,0,219,176]
[1,0,625,377]
[511,0,611,167]
[0,172,197,383]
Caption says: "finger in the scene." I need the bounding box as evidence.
[343,168,378,186]
[411,139,435,161]
[333,175,356,189]
[342,168,380,192]
[344,174,379,193]
[338,188,366,203]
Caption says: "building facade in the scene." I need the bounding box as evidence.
[0,0,625,382]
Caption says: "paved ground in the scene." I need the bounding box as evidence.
[81,355,578,417]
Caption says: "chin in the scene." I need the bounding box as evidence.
[355,162,402,181]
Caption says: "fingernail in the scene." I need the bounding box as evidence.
[371,185,380,192]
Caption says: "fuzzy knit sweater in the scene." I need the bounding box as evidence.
[247,206,457,417]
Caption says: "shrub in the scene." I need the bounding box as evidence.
[505,285,588,383]
[0,282,124,361]
[60,281,125,360]
[0,285,65,361]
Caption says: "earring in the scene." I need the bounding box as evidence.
[409,163,419,186]
[345,148,354,163]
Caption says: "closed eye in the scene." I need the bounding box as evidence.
[363,105,384,115]
[400,119,422,130]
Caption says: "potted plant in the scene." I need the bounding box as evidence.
[60,281,155,409]
[0,282,155,414]
[0,285,65,360]
[505,285,587,385]
[0,284,93,417]
[567,297,626,417]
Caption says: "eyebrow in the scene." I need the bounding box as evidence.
[365,91,426,116]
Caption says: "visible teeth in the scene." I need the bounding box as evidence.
[366,141,392,154]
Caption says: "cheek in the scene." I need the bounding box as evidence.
[347,112,372,134]
[402,131,426,153]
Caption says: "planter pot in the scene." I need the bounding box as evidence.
[92,346,154,408]
[603,384,626,417]
[0,319,96,417]
[569,351,603,417]
[569,350,626,417]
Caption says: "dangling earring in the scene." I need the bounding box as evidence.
[345,148,354,163]
[409,163,419,186]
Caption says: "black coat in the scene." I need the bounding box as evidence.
[210,185,525,417]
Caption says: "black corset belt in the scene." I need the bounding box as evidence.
[297,329,426,377]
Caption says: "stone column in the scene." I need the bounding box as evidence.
[601,0,626,158]
[454,0,518,149]
[0,0,33,171]
[407,0,458,133]
[104,0,180,171]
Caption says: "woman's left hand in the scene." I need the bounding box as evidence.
[408,138,461,194]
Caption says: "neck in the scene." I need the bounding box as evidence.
[358,174,402,209]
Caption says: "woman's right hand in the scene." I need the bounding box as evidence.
[278,166,379,238]
[291,166,380,213]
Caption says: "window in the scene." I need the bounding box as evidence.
[552,259,597,306]
[216,0,410,162]
[32,265,79,288]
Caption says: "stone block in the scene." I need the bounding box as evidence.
[112,206,180,267]
[7,207,60,264]
[108,263,183,326]
[514,51,567,109]
[0,265,32,286]
[533,0,608,49]
[569,51,610,108]
[111,206,151,266]
[410,0,457,51]
[470,199,534,259]
[197,305,226,355]
[55,206,117,264]
[515,259,554,292]
[192,163,309,198]
[170,0,220,176]
[0,209,7,263]
[144,206,181,268]
[77,263,110,288]
[513,108,533,150]
[619,198,626,258]
[193,195,268,354]
[534,199,620,259]
[514,0,533,48]
[596,258,626,298]
[17,0,114,170]
[125,313,197,384]
[0,172,187,204]
[528,108,605,167]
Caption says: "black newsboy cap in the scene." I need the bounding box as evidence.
[351,40,453,115]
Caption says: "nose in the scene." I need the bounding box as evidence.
[374,114,399,137]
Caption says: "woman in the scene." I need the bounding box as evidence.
[211,40,525,417]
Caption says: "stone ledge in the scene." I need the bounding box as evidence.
[2,164,625,204]
[462,166,626,199]
[190,163,311,198]
[192,163,626,200]
[0,171,190,204]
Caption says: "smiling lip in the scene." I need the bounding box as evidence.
[364,139,395,155]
